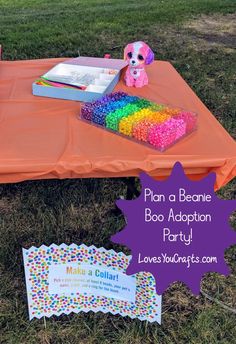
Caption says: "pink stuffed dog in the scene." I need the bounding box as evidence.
[124,41,154,87]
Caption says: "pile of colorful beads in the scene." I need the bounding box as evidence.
[81,92,197,151]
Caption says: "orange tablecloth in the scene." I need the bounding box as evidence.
[0,58,235,189]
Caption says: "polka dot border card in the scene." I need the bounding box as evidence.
[22,244,162,323]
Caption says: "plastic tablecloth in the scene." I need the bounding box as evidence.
[0,58,235,189]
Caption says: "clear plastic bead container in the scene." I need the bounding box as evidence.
[79,92,198,152]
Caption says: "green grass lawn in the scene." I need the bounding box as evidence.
[0,1,236,343]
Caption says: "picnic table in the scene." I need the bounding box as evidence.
[0,58,235,189]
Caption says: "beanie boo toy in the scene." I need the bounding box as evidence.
[124,41,154,87]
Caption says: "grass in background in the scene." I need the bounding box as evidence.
[0,0,236,343]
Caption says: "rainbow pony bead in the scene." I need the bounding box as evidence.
[81,92,197,151]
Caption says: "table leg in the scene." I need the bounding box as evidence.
[111,177,140,216]
[125,177,140,200]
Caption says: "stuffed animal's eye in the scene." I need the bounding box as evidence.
[138,54,144,60]
[127,52,132,58]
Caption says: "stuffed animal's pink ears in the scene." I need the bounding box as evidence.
[123,43,132,60]
[145,47,154,65]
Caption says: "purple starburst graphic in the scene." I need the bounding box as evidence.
[111,162,236,295]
